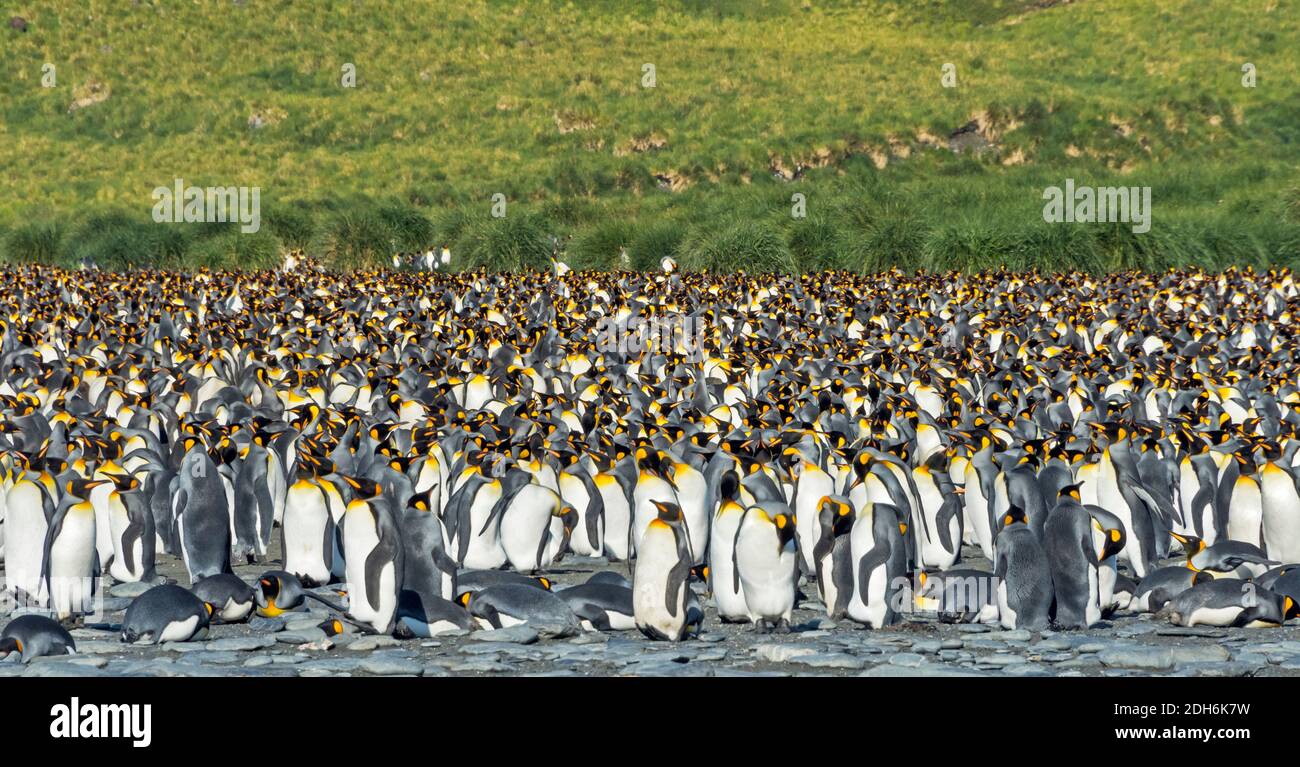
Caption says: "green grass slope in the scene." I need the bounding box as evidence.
[1,0,1297,270]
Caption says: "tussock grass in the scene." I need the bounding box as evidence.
[0,0,1295,270]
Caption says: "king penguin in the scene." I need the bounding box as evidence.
[632,500,695,641]
[340,476,404,634]
[733,501,799,631]
[994,507,1053,631]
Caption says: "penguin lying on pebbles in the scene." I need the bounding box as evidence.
[121,584,214,644]
[1159,578,1298,627]
[253,570,347,618]
[0,614,76,663]
[556,580,636,631]
[192,573,255,623]
[459,584,580,638]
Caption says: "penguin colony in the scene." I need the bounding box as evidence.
[2,263,1300,666]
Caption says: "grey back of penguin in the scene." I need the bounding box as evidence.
[173,447,232,582]
[994,523,1052,631]
[1042,501,1095,629]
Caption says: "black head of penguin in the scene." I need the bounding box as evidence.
[255,570,304,616]
[192,573,255,621]
[341,475,382,500]
[1169,531,1207,560]
[1057,483,1083,504]
[318,618,347,637]
[819,496,855,538]
[771,510,797,549]
[999,505,1029,532]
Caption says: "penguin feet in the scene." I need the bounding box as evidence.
[773,618,792,635]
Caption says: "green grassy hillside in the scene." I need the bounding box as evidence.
[1,0,1297,270]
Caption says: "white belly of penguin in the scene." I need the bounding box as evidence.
[501,489,557,571]
[560,474,600,556]
[1176,461,1200,537]
[633,531,686,638]
[461,490,506,569]
[1085,564,1102,626]
[218,598,253,622]
[708,511,747,619]
[962,477,994,559]
[343,516,395,627]
[49,512,97,615]
[107,496,143,581]
[915,481,957,568]
[89,483,116,568]
[794,472,833,570]
[283,490,330,583]
[817,551,841,613]
[1226,480,1263,548]
[402,618,463,637]
[159,615,201,643]
[5,483,48,596]
[847,524,888,628]
[632,478,676,553]
[736,534,796,623]
[1186,605,1243,627]
[997,581,1018,629]
[1260,471,1300,561]
[1097,470,1144,576]
[597,479,630,561]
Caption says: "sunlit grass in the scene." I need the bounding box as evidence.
[0,0,1295,269]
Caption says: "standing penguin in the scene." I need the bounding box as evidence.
[708,470,750,623]
[632,500,695,641]
[811,495,855,619]
[1259,455,1300,562]
[41,479,104,620]
[499,483,576,572]
[341,476,404,634]
[172,445,233,583]
[846,502,907,629]
[231,439,277,562]
[593,456,635,561]
[1042,487,1102,629]
[558,460,605,558]
[994,507,1053,631]
[5,459,58,600]
[912,462,963,569]
[733,501,800,632]
[281,464,338,587]
[792,454,836,573]
[1085,504,1127,617]
[399,495,458,601]
[101,470,156,584]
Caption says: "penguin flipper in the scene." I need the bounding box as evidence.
[936,495,961,555]
[363,526,400,614]
[666,557,691,620]
[855,542,890,609]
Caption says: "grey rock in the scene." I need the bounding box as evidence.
[1098,647,1174,670]
[359,657,425,676]
[792,653,865,670]
[345,635,399,651]
[469,625,539,645]
[110,582,154,598]
[207,636,275,652]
